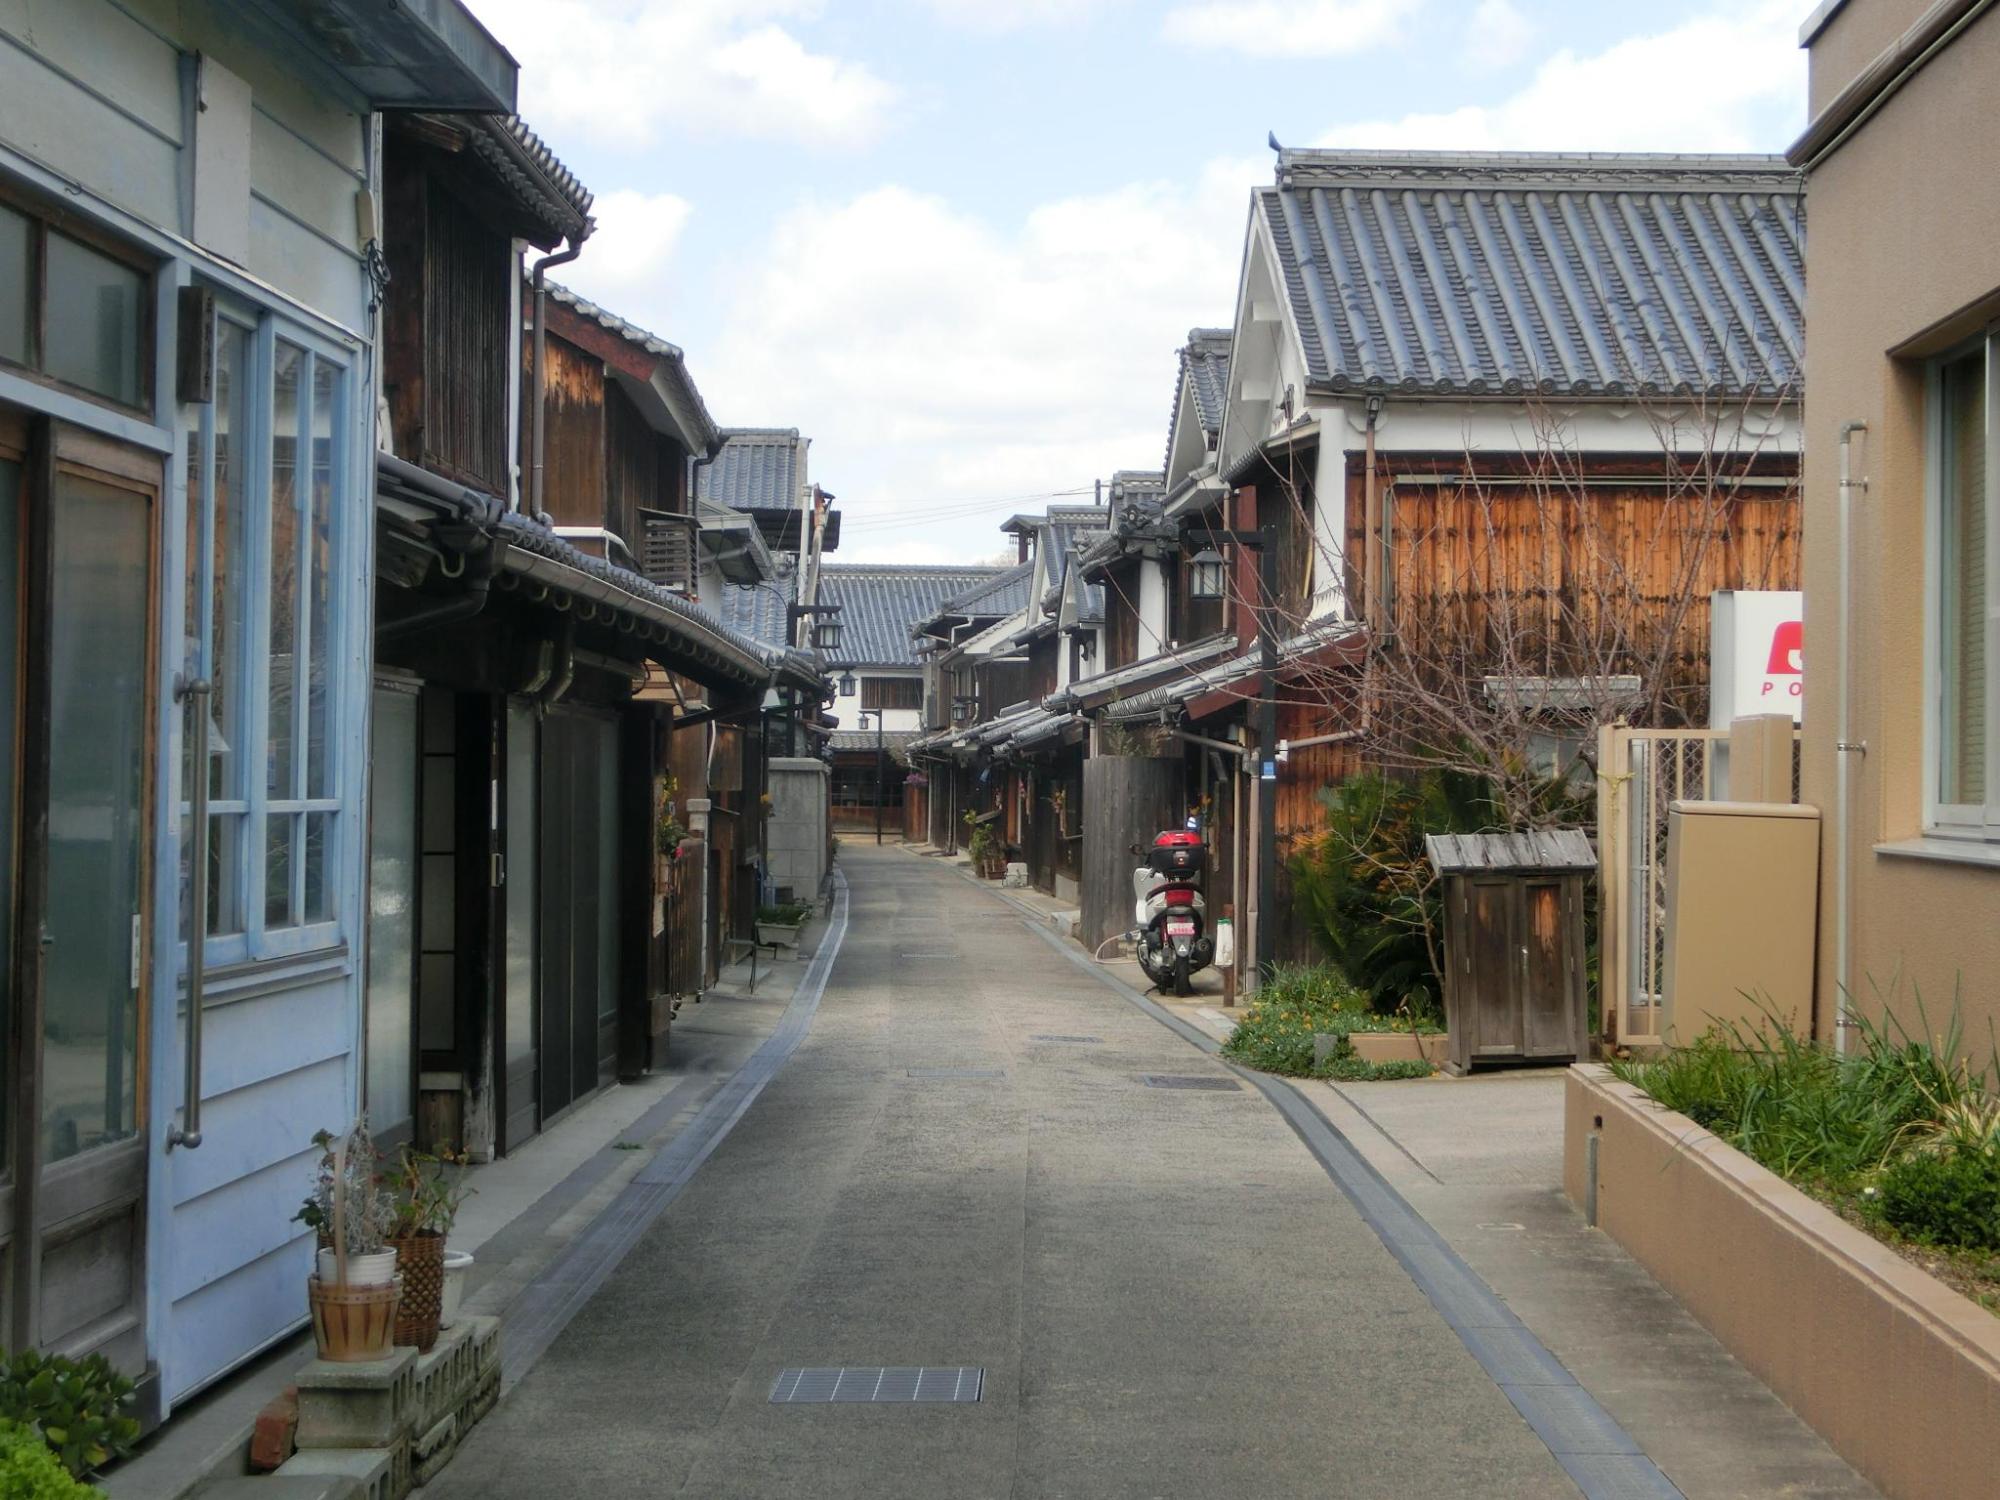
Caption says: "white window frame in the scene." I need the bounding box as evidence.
[183,291,355,964]
[1926,331,2000,839]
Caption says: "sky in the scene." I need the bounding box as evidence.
[470,0,1811,565]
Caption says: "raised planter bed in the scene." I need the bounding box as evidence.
[1565,1064,2000,1500]
[1347,1031,1450,1066]
[755,920,805,950]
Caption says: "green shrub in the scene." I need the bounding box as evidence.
[1221,962,1437,1078]
[1315,1056,1434,1082]
[0,1423,97,1498]
[1875,1149,2000,1251]
[0,1352,137,1480]
[755,901,812,926]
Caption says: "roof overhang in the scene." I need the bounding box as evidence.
[698,510,775,585]
[241,0,516,111]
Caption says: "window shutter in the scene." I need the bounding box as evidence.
[639,508,696,593]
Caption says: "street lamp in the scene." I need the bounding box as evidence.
[857,708,886,845]
[838,670,857,697]
[785,601,843,653]
[1188,548,1226,601]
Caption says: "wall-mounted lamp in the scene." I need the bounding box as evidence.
[1188,548,1226,601]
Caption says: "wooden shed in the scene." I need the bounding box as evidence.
[1424,830,1596,1074]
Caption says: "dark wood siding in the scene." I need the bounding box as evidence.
[539,334,604,528]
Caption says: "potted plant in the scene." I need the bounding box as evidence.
[296,1123,399,1362]
[755,900,812,949]
[386,1148,473,1352]
[964,812,1004,879]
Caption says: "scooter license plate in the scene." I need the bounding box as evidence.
[1166,919,1196,937]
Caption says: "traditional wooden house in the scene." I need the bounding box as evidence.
[1135,149,1805,978]
[909,563,1036,849]
[0,0,522,1419]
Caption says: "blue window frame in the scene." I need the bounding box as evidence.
[182,295,354,963]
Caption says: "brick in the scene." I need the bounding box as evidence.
[251,1386,300,1471]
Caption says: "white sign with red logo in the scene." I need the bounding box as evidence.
[1709,590,1803,727]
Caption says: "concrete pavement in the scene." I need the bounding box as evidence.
[432,844,1871,1499]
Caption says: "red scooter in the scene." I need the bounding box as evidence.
[1131,826,1213,996]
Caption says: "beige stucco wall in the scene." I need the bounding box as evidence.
[1800,2,2000,1049]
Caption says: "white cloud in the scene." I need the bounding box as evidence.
[1162,0,1418,58]
[471,1,896,150]
[701,161,1261,561]
[1462,0,1532,71]
[1323,0,1806,152]
[914,0,1119,29]
[557,190,695,337]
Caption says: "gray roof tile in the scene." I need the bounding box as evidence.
[823,564,1006,667]
[543,283,721,452]
[935,560,1033,621]
[697,429,806,513]
[1261,150,1804,399]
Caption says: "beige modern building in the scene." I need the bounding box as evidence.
[1795,0,2000,1048]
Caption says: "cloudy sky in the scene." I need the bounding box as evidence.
[471,0,1810,564]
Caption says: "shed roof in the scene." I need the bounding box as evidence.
[823,564,1005,667]
[697,429,806,512]
[1425,830,1597,873]
[1259,150,1804,400]
[920,560,1035,636]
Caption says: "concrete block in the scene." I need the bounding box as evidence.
[409,1320,478,1436]
[464,1316,501,1383]
[295,1347,418,1450]
[204,1479,365,1500]
[275,1446,402,1500]
[1002,862,1029,888]
[411,1410,458,1487]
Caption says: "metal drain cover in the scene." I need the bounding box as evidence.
[1030,1034,1102,1044]
[907,1067,1005,1079]
[1141,1074,1240,1091]
[770,1366,985,1403]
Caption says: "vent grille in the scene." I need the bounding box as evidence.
[639,508,697,592]
[770,1367,985,1404]
[1030,1034,1102,1044]
[1141,1074,1240,1091]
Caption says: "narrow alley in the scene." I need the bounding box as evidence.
[428,846,1866,1500]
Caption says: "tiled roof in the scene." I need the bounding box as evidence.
[931,561,1034,624]
[1049,633,1238,712]
[543,283,721,454]
[468,116,594,247]
[696,429,806,513]
[1259,150,1804,399]
[1038,505,1110,623]
[1183,330,1232,437]
[717,582,793,651]
[822,565,1006,667]
[829,729,919,754]
[1100,618,1361,721]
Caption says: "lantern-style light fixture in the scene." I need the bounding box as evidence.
[812,612,843,653]
[838,670,857,697]
[1188,547,1226,601]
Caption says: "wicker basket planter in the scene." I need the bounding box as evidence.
[388,1231,447,1351]
[308,1276,401,1363]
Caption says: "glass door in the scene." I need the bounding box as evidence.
[3,413,156,1371]
[365,684,418,1145]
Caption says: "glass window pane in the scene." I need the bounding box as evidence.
[0,205,28,366]
[367,691,417,1138]
[266,811,296,929]
[44,232,144,406]
[307,358,339,799]
[304,811,334,923]
[213,325,250,806]
[0,456,20,1164]
[1940,351,1987,807]
[209,810,243,935]
[268,342,302,800]
[45,472,147,1162]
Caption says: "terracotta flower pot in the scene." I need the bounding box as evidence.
[308,1276,400,1363]
[388,1231,447,1351]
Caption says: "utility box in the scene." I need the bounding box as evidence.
[1662,801,1820,1044]
[1426,831,1595,1074]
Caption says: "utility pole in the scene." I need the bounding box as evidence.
[1254,495,1278,984]
[874,710,885,846]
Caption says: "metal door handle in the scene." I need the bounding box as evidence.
[169,674,211,1151]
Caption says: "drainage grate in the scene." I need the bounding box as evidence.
[1030,1034,1102,1044]
[907,1067,1005,1080]
[770,1367,985,1404]
[1141,1074,1240,1091]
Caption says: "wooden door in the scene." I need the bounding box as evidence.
[1518,877,1576,1058]
[3,415,156,1371]
[1465,876,1523,1059]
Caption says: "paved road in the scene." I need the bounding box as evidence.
[437,845,1583,1498]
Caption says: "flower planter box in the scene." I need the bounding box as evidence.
[1347,1031,1450,1066]
[756,920,805,949]
[1565,1064,2000,1500]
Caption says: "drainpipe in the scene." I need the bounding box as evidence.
[1835,421,1869,1053]
[529,236,586,517]
[1362,396,1383,625]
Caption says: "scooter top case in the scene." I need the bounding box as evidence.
[1147,828,1206,878]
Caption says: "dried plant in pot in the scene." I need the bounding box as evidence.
[386,1148,474,1352]
[297,1122,400,1362]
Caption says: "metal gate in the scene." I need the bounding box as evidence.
[1596,726,1801,1047]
